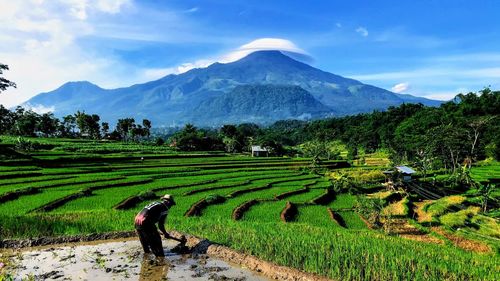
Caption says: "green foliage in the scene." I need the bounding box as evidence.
[0,63,16,93]
[355,196,384,227]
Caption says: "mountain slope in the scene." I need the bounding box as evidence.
[189,84,333,124]
[24,50,440,126]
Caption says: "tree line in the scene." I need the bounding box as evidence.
[0,106,151,141]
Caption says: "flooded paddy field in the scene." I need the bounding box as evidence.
[1,238,270,281]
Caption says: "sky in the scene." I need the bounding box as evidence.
[1,0,500,108]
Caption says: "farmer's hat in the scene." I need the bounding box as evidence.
[162,194,176,205]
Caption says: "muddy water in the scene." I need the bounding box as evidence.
[1,239,271,281]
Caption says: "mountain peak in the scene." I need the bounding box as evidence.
[59,81,100,89]
[238,50,298,63]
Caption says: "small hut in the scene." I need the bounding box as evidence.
[383,165,416,186]
[396,166,416,182]
[251,145,269,157]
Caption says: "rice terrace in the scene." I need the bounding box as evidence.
[1,1,500,280]
[0,135,498,280]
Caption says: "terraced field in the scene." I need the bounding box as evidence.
[1,141,499,281]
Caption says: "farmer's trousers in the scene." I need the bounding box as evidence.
[135,223,164,257]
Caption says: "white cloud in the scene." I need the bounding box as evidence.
[23,103,56,114]
[391,82,410,93]
[221,38,307,63]
[355,27,368,37]
[336,23,342,28]
[142,38,310,76]
[62,0,131,20]
[419,88,471,101]
[0,0,134,107]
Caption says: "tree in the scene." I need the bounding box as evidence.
[0,63,16,93]
[142,119,152,138]
[61,115,77,137]
[74,111,100,139]
[38,113,59,137]
[478,183,495,213]
[101,122,109,138]
[172,124,203,151]
[116,118,135,141]
[466,116,496,168]
[0,105,15,134]
[13,107,39,136]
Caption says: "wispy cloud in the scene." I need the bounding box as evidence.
[352,67,500,81]
[141,37,310,78]
[185,7,199,13]
[391,82,410,93]
[374,27,448,48]
[355,26,368,37]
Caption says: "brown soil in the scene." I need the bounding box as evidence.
[413,200,433,223]
[280,202,298,222]
[114,195,144,210]
[327,208,346,227]
[432,227,492,253]
[0,187,40,203]
[310,189,335,205]
[31,179,153,213]
[232,199,259,220]
[384,219,444,244]
[185,198,209,217]
[185,196,226,217]
[31,188,93,212]
[0,231,137,249]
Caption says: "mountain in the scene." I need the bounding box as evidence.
[24,50,440,126]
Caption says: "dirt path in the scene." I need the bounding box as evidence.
[1,239,271,281]
[385,218,444,244]
[431,227,492,253]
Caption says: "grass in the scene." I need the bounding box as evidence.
[328,193,357,210]
[424,195,467,217]
[439,206,481,228]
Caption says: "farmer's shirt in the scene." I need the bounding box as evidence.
[135,201,169,226]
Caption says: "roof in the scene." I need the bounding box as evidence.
[251,145,268,152]
[395,166,416,174]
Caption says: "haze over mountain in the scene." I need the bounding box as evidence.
[24,51,440,126]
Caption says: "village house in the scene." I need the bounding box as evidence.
[251,145,269,157]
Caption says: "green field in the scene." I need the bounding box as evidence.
[0,137,499,281]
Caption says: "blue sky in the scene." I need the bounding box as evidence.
[1,0,499,108]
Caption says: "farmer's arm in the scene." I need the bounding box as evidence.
[158,214,169,238]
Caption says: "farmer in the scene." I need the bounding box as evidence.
[134,194,176,257]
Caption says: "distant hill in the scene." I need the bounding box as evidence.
[24,50,441,126]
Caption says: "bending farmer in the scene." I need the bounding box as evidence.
[134,194,176,257]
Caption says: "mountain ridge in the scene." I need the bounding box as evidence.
[25,50,441,126]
